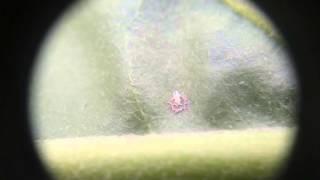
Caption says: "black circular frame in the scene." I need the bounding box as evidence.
[1,0,320,179]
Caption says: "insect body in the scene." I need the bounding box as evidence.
[168,90,190,114]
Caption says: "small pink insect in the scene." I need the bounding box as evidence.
[168,90,190,114]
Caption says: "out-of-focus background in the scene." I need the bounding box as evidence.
[31,0,297,138]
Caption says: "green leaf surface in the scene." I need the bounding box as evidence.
[38,128,294,180]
